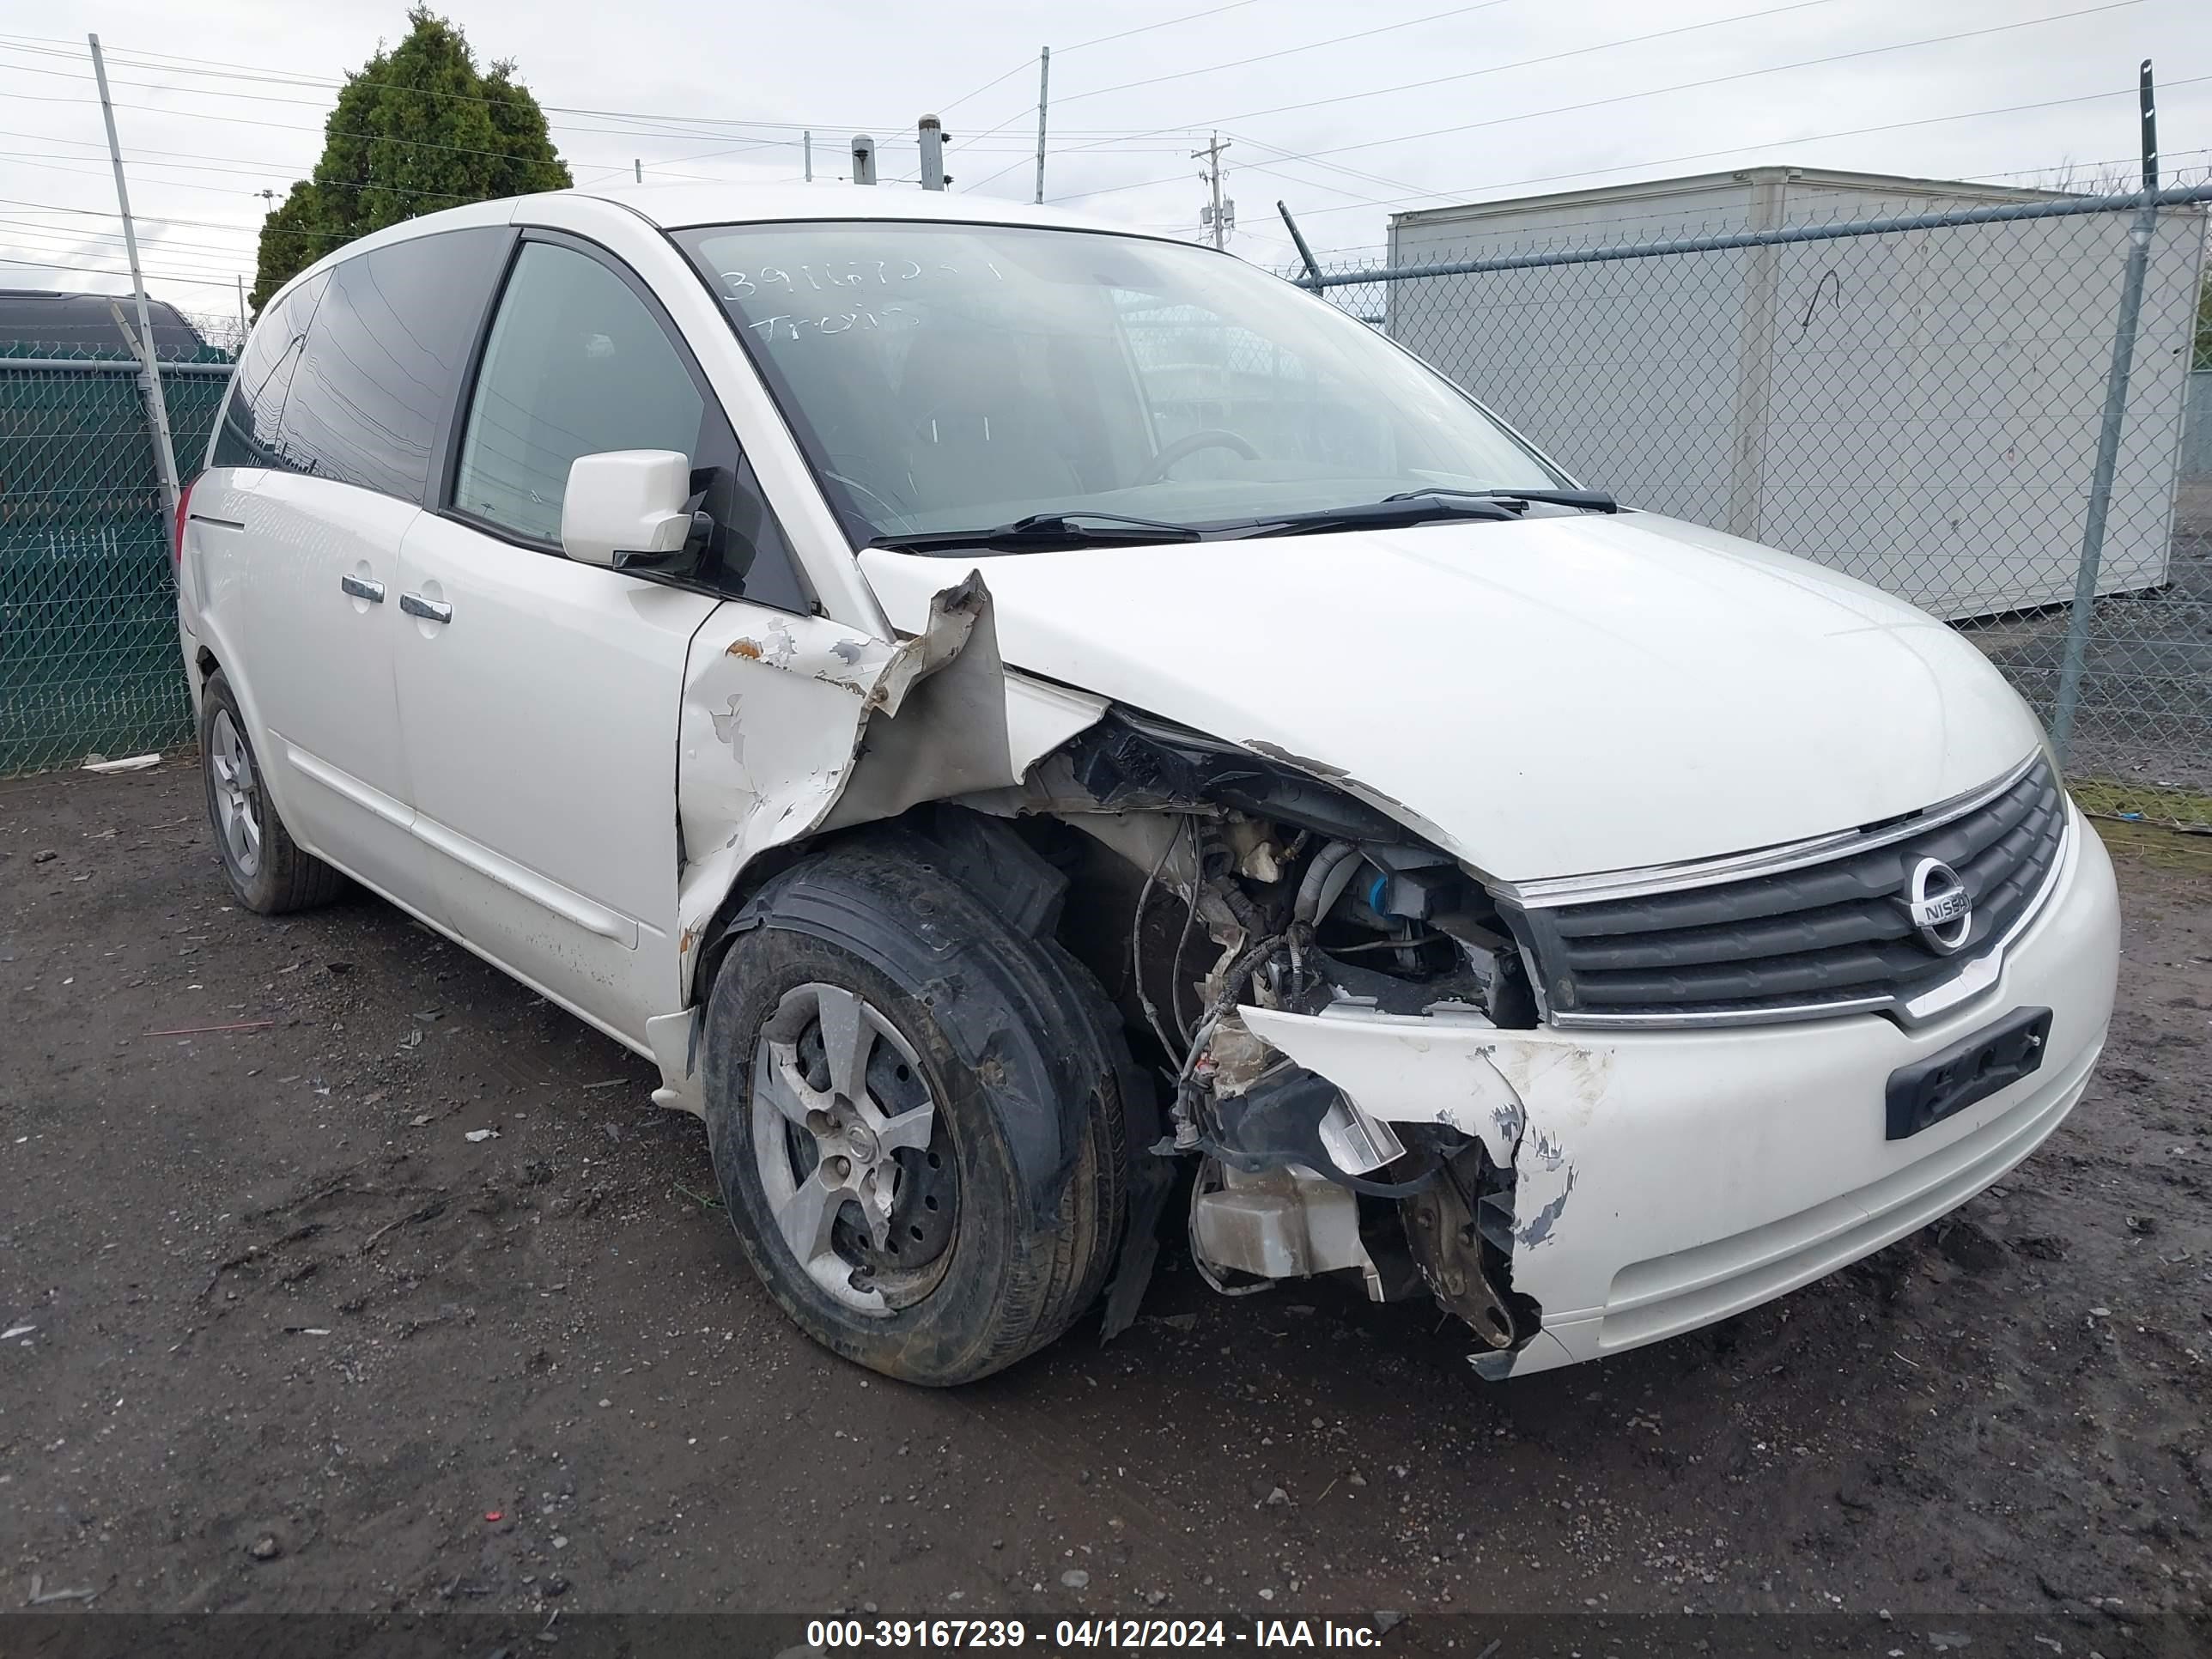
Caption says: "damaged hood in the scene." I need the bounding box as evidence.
[857,512,2045,883]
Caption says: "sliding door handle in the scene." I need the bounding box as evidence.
[398,592,452,624]
[339,572,385,603]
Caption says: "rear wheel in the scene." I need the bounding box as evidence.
[702,837,1132,1385]
[198,672,347,915]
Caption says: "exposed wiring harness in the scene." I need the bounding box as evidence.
[1129,826,1182,1063]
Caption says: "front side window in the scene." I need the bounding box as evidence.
[672,221,1565,543]
[453,240,705,544]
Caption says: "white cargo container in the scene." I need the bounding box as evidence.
[1384,167,2208,618]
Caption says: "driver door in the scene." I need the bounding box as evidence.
[388,234,727,1047]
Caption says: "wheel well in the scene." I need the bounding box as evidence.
[690,830,855,1009]
[689,808,1098,1013]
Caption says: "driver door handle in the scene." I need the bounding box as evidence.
[339,572,385,603]
[398,591,452,624]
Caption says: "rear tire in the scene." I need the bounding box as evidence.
[702,836,1132,1386]
[198,671,347,915]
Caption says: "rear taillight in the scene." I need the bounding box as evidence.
[173,474,197,563]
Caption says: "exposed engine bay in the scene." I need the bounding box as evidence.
[954,706,1544,1358]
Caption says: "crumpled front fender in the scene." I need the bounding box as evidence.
[650,574,1103,1113]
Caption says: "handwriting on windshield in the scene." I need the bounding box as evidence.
[718,258,1005,299]
[742,303,922,343]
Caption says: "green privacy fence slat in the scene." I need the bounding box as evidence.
[0,352,230,776]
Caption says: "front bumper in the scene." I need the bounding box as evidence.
[1241,804,2121,1376]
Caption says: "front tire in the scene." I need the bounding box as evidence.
[702,836,1133,1386]
[198,671,347,915]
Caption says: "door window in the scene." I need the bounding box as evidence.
[210,270,327,471]
[276,227,510,501]
[452,240,705,545]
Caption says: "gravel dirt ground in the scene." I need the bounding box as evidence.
[3,760,2208,1645]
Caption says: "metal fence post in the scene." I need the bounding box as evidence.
[1277,201,1322,289]
[1725,167,1790,541]
[88,33,180,533]
[2050,60,2160,764]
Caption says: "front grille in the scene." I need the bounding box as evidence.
[1513,756,2068,1025]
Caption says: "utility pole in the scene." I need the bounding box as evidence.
[918,114,946,191]
[1033,47,1051,204]
[804,130,813,182]
[850,135,877,185]
[1195,132,1233,249]
[234,274,248,338]
[634,158,641,183]
[88,33,179,529]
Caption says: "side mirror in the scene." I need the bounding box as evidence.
[561,449,693,568]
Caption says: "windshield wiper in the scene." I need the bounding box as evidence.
[1234,495,1527,538]
[868,511,1202,554]
[1382,486,1620,513]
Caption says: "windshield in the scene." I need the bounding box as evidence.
[674,220,1568,545]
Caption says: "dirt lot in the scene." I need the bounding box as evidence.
[3,761,2209,1644]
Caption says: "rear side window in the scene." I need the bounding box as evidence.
[453,240,705,544]
[210,271,327,470]
[276,227,510,501]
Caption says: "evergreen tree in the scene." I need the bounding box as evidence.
[249,9,569,312]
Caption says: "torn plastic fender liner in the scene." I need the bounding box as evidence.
[657,573,1103,1115]
[1237,1003,1604,1358]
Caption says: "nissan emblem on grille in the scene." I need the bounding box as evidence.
[1522,756,2063,1023]
[1907,857,1973,955]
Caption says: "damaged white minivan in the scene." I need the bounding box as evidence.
[177,183,2120,1384]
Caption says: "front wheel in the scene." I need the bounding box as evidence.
[702,836,1133,1385]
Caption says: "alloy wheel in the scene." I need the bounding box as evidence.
[750,981,959,1315]
[208,708,264,878]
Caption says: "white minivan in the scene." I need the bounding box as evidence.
[177,183,2120,1385]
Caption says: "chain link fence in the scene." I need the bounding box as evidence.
[1,342,231,776]
[5,191,2210,830]
[1302,182,2212,826]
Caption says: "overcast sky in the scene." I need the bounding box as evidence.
[3,0,2208,328]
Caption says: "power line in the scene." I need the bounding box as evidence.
[0,123,1130,213]
[0,209,252,253]
[939,57,1036,118]
[1279,72,2212,222]
[1048,0,2148,203]
[0,252,246,290]
[1026,0,1852,183]
[1133,0,1875,134]
[0,40,1188,142]
[0,193,343,241]
[0,58,814,157]
[0,76,1185,185]
[0,214,262,264]
[937,0,1269,160]
[1061,0,1264,54]
[1052,0,1515,109]
[0,147,494,205]
[1230,133,1433,198]
[0,235,249,283]
[0,40,895,137]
